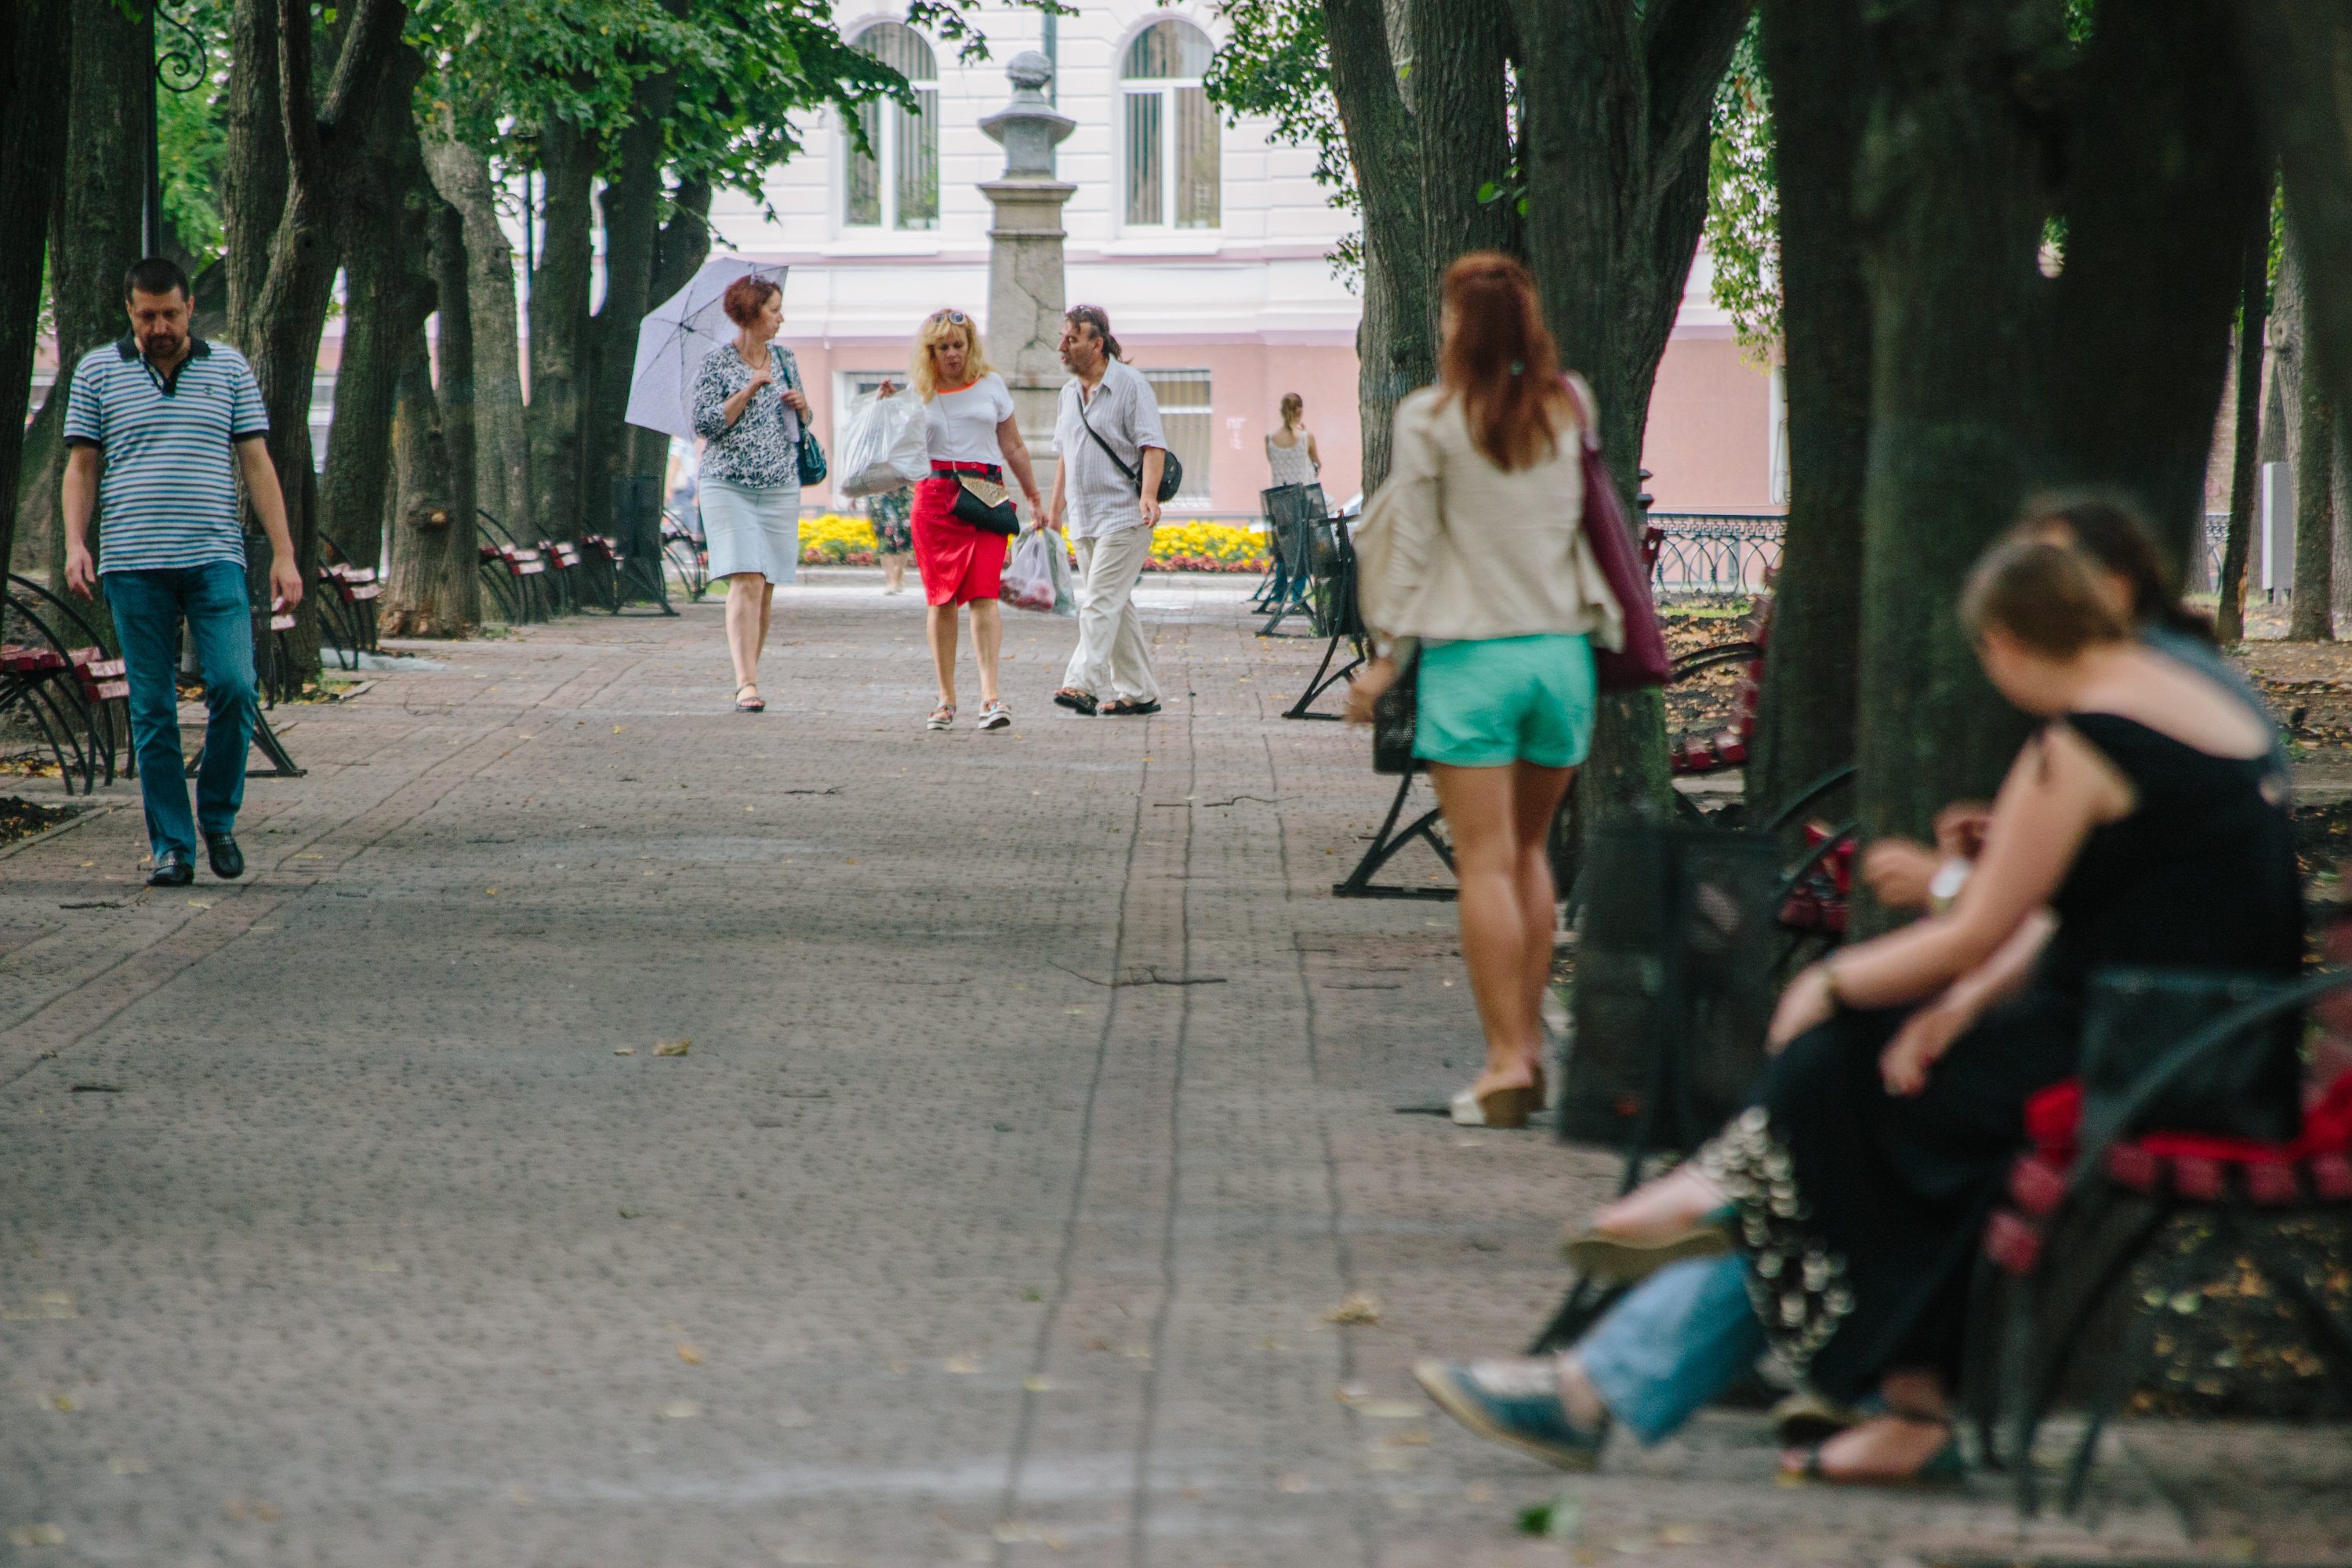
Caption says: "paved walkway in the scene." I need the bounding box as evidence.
[2,576,2346,1566]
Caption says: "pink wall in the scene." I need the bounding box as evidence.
[1639,332,1777,513]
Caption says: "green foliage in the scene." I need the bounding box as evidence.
[156,0,234,267]
[1702,16,1778,363]
[1196,0,1363,288]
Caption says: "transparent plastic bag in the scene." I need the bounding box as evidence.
[1047,530,1076,616]
[837,389,930,498]
[1000,528,1061,614]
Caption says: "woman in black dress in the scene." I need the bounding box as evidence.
[1417,517,2301,1483]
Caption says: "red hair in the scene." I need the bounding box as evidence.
[1439,252,1571,471]
[721,274,781,327]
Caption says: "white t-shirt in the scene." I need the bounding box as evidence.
[924,372,1017,466]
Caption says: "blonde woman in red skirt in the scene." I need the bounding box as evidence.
[877,310,1044,731]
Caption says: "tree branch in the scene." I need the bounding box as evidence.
[1644,0,1754,183]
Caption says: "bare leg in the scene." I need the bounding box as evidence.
[1510,760,1574,1064]
[970,597,1003,706]
[1556,1354,1610,1432]
[724,572,766,693]
[884,553,907,592]
[757,583,775,661]
[927,603,960,708]
[1429,762,1557,1098]
[1588,1164,1733,1239]
[1786,1371,1951,1479]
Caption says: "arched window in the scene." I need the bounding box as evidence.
[1120,19,1218,230]
[846,22,938,231]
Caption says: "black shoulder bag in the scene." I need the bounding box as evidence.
[1075,380,1183,504]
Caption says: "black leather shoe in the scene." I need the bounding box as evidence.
[147,851,194,887]
[204,833,245,880]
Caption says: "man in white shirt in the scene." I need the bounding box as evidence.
[1046,305,1168,717]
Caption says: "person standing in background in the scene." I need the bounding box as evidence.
[1047,304,1169,718]
[60,257,303,887]
[1265,392,1319,488]
[690,274,810,713]
[868,485,915,595]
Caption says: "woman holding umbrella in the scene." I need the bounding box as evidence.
[691,274,810,713]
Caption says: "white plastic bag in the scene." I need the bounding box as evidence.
[1000,528,1062,614]
[1047,529,1076,616]
[837,389,930,498]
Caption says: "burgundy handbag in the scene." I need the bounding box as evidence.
[1565,378,1669,691]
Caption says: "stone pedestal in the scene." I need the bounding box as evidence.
[978,52,1076,510]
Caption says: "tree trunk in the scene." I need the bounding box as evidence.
[1410,0,1519,327]
[231,0,411,682]
[2292,244,2337,641]
[13,0,143,584]
[220,0,288,350]
[0,0,71,575]
[2038,0,2266,568]
[1320,0,1432,494]
[386,198,479,636]
[585,78,675,546]
[1849,0,2053,921]
[2219,215,2273,643]
[1747,0,1871,819]
[316,44,434,572]
[628,176,713,485]
[1508,0,1750,831]
[421,118,532,543]
[528,120,597,544]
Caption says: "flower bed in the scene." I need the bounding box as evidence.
[796,514,1269,573]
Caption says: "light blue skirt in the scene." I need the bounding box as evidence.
[700,476,800,585]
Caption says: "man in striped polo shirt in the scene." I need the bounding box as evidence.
[62,256,303,887]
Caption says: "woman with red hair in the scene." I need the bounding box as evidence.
[1348,252,1625,1128]
[691,273,811,712]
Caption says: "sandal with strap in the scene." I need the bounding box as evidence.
[1781,1417,1964,1490]
[1099,699,1162,717]
[926,702,956,731]
[735,684,765,713]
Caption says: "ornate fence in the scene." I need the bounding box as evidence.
[1648,514,1783,597]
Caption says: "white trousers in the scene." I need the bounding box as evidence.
[1062,525,1160,704]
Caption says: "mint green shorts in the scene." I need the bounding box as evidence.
[1413,633,1597,769]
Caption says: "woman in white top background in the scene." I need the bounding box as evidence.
[1265,392,1319,489]
[880,310,1044,732]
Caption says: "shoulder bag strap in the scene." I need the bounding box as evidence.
[1073,379,1142,486]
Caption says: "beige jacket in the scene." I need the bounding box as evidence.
[1353,386,1625,651]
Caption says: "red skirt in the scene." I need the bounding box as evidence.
[912,474,1008,606]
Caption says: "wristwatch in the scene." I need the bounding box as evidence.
[1928,856,1972,917]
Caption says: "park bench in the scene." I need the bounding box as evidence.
[537,538,584,615]
[315,546,383,673]
[1968,965,2352,1513]
[655,513,711,604]
[1258,484,1335,638]
[478,541,549,623]
[3,575,129,793]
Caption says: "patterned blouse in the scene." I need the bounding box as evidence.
[691,343,804,489]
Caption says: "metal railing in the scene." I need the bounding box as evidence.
[1649,513,1784,597]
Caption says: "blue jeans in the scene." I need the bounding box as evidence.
[1577,1254,1766,1446]
[103,561,257,861]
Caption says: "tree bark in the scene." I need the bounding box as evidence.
[1508,0,1751,829]
[1849,0,2053,920]
[0,0,71,575]
[231,0,410,680]
[386,198,479,637]
[627,176,713,485]
[528,119,597,544]
[13,0,143,583]
[421,118,532,542]
[585,77,676,546]
[1747,0,1871,820]
[2038,0,2267,568]
[316,44,434,572]
[1410,0,1519,329]
[2218,215,2273,643]
[2292,232,2337,641]
[221,0,288,350]
[1320,0,1432,494]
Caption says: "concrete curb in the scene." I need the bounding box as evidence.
[0,799,116,862]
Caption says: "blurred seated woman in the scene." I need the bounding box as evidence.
[1417,517,2301,1484]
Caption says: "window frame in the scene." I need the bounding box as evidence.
[843,21,939,234]
[1117,18,1220,234]
[1139,367,1214,505]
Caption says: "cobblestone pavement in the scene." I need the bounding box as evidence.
[3,575,2347,1566]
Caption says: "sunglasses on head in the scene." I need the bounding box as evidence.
[930,310,970,325]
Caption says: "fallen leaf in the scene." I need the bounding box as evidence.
[945,1355,982,1374]
[677,1345,704,1365]
[655,1039,691,1057]
[1464,1482,1496,1504]
[106,1457,145,1475]
[187,899,211,909]
[1022,1374,1054,1392]
[1657,1525,1708,1547]
[49,1394,75,1411]
[1354,1399,1421,1419]
[614,726,624,733]
[1517,1495,1581,1541]
[614,1047,636,1056]
[660,1399,699,1419]
[1320,1293,1381,1326]
[40,1293,74,1319]
[9,1524,64,1547]
[1080,1337,1111,1352]
[485,888,499,896]
[1386,1430,1431,1446]
[511,1487,532,1505]
[1276,1473,1309,1494]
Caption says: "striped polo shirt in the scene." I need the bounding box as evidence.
[63,333,268,574]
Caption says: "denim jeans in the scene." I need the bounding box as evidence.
[1577,1254,1766,1446]
[103,561,257,861]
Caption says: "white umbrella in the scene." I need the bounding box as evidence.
[624,258,790,441]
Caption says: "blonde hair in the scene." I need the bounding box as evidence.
[1279,392,1303,431]
[910,310,993,401]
